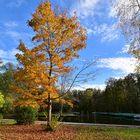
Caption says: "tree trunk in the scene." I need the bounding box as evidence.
[47,99,52,123]
[60,102,63,116]
[47,99,52,131]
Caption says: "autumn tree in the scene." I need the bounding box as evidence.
[13,0,87,128]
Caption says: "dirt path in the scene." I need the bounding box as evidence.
[35,121,140,128]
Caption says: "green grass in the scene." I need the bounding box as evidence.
[0,119,16,125]
[70,125,140,140]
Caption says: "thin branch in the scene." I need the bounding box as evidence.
[52,61,96,100]
[136,0,140,10]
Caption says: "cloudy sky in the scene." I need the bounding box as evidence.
[0,0,137,90]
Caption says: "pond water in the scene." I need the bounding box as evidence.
[62,112,140,125]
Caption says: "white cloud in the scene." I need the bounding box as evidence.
[100,24,119,42]
[108,1,117,18]
[0,50,7,58]
[87,23,119,42]
[113,75,126,80]
[98,57,137,74]
[5,30,20,40]
[0,49,19,61]
[2,22,34,46]
[70,0,120,42]
[0,48,21,64]
[121,44,130,54]
[86,28,95,35]
[1,29,32,45]
[71,0,99,19]
[7,0,26,8]
[72,83,106,90]
[4,21,18,28]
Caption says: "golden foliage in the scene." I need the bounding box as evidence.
[13,0,87,107]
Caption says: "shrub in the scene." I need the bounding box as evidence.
[15,106,38,124]
[42,114,63,131]
[2,96,14,114]
[0,92,5,108]
[38,112,47,121]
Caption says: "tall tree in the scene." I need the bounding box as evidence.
[0,62,15,97]
[13,0,87,128]
[111,0,140,70]
[124,74,140,112]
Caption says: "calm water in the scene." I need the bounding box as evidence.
[62,113,140,125]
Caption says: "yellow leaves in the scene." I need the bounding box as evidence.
[26,0,87,80]
[72,53,79,58]
[28,0,54,32]
[16,99,39,108]
[55,98,73,108]
[17,41,27,53]
[13,0,87,108]
[28,0,87,55]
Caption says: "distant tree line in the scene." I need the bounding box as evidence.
[70,73,140,114]
[0,62,140,116]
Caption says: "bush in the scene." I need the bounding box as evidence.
[38,112,47,121]
[15,106,38,124]
[42,114,63,131]
[2,96,14,114]
[0,92,5,108]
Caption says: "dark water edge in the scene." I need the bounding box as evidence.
[61,113,140,125]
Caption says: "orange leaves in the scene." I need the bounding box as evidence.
[16,99,38,108]
[27,0,87,83]
[17,41,27,53]
[28,1,54,32]
[13,0,87,107]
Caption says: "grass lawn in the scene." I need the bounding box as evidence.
[0,122,140,140]
[73,125,140,140]
[0,119,16,125]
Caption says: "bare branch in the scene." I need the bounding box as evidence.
[52,60,97,100]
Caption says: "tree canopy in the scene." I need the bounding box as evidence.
[12,0,87,125]
[112,0,140,71]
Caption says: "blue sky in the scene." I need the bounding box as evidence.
[0,0,137,90]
